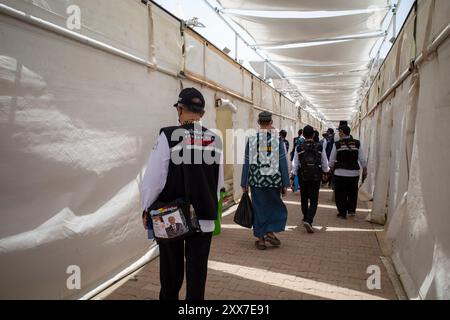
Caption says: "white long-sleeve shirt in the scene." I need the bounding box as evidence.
[328,136,367,177]
[291,140,330,176]
[140,133,224,232]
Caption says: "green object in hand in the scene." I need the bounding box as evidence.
[213,190,224,236]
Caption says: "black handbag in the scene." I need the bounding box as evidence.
[233,192,253,228]
[146,164,200,243]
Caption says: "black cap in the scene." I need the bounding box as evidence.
[258,111,272,122]
[173,87,205,111]
[338,120,349,130]
[303,125,314,137]
[340,125,351,135]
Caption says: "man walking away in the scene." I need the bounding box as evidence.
[313,130,320,143]
[325,128,334,161]
[291,125,329,233]
[329,125,367,219]
[279,129,290,155]
[241,111,290,250]
[325,128,335,187]
[141,87,224,300]
[320,131,329,151]
[290,129,304,162]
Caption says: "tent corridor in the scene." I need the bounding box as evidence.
[104,188,403,300]
[1,0,449,300]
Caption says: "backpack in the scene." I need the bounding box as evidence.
[298,141,322,182]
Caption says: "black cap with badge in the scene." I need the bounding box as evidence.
[173,87,205,112]
[258,111,273,122]
[338,120,348,130]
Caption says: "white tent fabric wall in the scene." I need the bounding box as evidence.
[0,10,165,298]
[353,0,450,299]
[0,0,153,58]
[0,0,310,299]
[386,82,409,217]
[367,99,393,225]
[397,38,450,299]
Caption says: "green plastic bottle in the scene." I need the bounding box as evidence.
[213,190,224,236]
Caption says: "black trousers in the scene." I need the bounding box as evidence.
[299,179,321,224]
[334,175,359,216]
[158,231,213,300]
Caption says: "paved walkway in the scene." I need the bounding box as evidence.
[106,188,400,300]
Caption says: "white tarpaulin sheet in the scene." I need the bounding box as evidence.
[219,0,391,12]
[354,0,450,299]
[279,62,370,76]
[264,38,377,120]
[220,0,391,121]
[265,38,378,65]
[229,11,387,45]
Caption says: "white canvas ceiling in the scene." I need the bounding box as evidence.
[219,0,392,121]
[279,62,370,77]
[264,38,378,65]
[218,0,391,11]
[230,11,387,46]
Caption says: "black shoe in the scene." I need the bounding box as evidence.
[255,240,267,250]
[303,222,315,233]
[337,214,347,219]
[265,234,281,246]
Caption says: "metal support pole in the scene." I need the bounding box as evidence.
[263,61,267,80]
[390,3,398,43]
[234,32,238,61]
[250,31,387,48]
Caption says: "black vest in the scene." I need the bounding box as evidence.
[155,124,221,220]
[334,138,361,170]
[325,137,334,160]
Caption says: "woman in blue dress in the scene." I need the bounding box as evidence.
[241,111,290,250]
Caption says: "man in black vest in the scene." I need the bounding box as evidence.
[140,87,223,300]
[290,129,304,162]
[325,128,335,187]
[325,128,334,160]
[291,125,329,233]
[329,125,367,219]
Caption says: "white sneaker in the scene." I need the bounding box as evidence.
[348,212,356,217]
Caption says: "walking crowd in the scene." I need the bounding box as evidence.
[140,88,368,300]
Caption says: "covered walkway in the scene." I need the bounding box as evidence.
[1,0,448,300]
[105,188,403,300]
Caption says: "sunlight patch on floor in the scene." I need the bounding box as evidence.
[221,224,380,233]
[221,224,297,231]
[313,226,381,232]
[284,200,371,213]
[208,260,386,300]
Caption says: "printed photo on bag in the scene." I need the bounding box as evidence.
[163,212,188,238]
[151,215,168,239]
[150,206,189,239]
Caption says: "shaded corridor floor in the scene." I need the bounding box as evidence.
[105,188,400,300]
